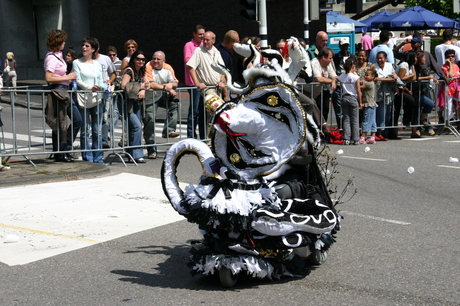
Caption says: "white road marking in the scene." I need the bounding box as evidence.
[0,173,185,266]
[339,156,387,162]
[437,165,460,169]
[341,211,411,225]
[405,137,437,141]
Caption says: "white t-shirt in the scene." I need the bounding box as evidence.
[376,62,395,78]
[95,54,116,81]
[395,62,413,84]
[435,43,460,66]
[147,68,177,104]
[338,72,359,96]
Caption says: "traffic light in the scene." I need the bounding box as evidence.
[345,0,363,14]
[240,0,257,21]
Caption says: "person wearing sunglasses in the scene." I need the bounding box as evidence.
[120,50,148,163]
[121,39,138,72]
[438,49,460,128]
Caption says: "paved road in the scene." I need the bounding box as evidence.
[1,131,459,305]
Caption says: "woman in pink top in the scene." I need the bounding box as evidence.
[438,49,460,124]
[44,29,81,163]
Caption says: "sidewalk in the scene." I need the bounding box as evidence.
[0,156,110,188]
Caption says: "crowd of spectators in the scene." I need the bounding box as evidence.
[42,26,460,164]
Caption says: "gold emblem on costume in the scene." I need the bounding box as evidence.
[267,95,278,106]
[230,153,241,164]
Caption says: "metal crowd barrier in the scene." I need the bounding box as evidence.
[1,80,459,167]
[0,86,209,167]
[298,79,459,137]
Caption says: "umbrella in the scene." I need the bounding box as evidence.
[370,6,460,30]
[358,11,395,33]
[326,11,367,32]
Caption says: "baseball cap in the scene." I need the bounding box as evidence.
[411,37,422,44]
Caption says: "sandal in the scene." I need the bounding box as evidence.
[425,125,435,136]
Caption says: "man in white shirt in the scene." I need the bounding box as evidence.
[435,29,460,66]
[145,51,179,159]
[186,31,228,101]
[310,47,338,124]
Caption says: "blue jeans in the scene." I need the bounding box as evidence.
[79,103,104,163]
[102,94,120,145]
[362,106,377,133]
[126,100,143,159]
[186,87,205,139]
[376,101,390,129]
[417,94,435,115]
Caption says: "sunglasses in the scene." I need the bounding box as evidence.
[446,55,456,58]
[108,54,117,57]
[135,57,145,61]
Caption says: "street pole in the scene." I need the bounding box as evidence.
[259,0,268,49]
[304,0,310,49]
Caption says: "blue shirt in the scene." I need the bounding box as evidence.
[368,44,394,65]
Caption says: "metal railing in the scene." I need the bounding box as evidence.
[1,80,458,167]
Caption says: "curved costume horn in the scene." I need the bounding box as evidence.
[211,63,250,95]
[161,139,216,214]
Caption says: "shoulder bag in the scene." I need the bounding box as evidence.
[3,64,10,74]
[76,74,103,109]
[77,91,102,109]
[123,67,144,100]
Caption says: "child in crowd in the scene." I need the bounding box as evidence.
[338,58,362,145]
[359,68,378,144]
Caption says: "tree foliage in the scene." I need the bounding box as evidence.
[404,0,460,19]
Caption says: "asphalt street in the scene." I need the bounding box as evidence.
[1,129,459,305]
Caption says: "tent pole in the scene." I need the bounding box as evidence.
[304,0,310,49]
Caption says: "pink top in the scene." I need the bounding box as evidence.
[183,39,202,86]
[360,34,373,51]
[442,63,460,97]
[44,51,69,85]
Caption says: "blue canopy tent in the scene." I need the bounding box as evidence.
[326,11,368,54]
[326,11,368,32]
[359,11,394,33]
[370,6,460,30]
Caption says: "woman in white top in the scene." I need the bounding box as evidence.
[374,51,397,140]
[395,51,418,138]
[72,37,107,164]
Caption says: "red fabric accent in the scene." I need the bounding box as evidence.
[281,43,289,58]
[329,128,344,144]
